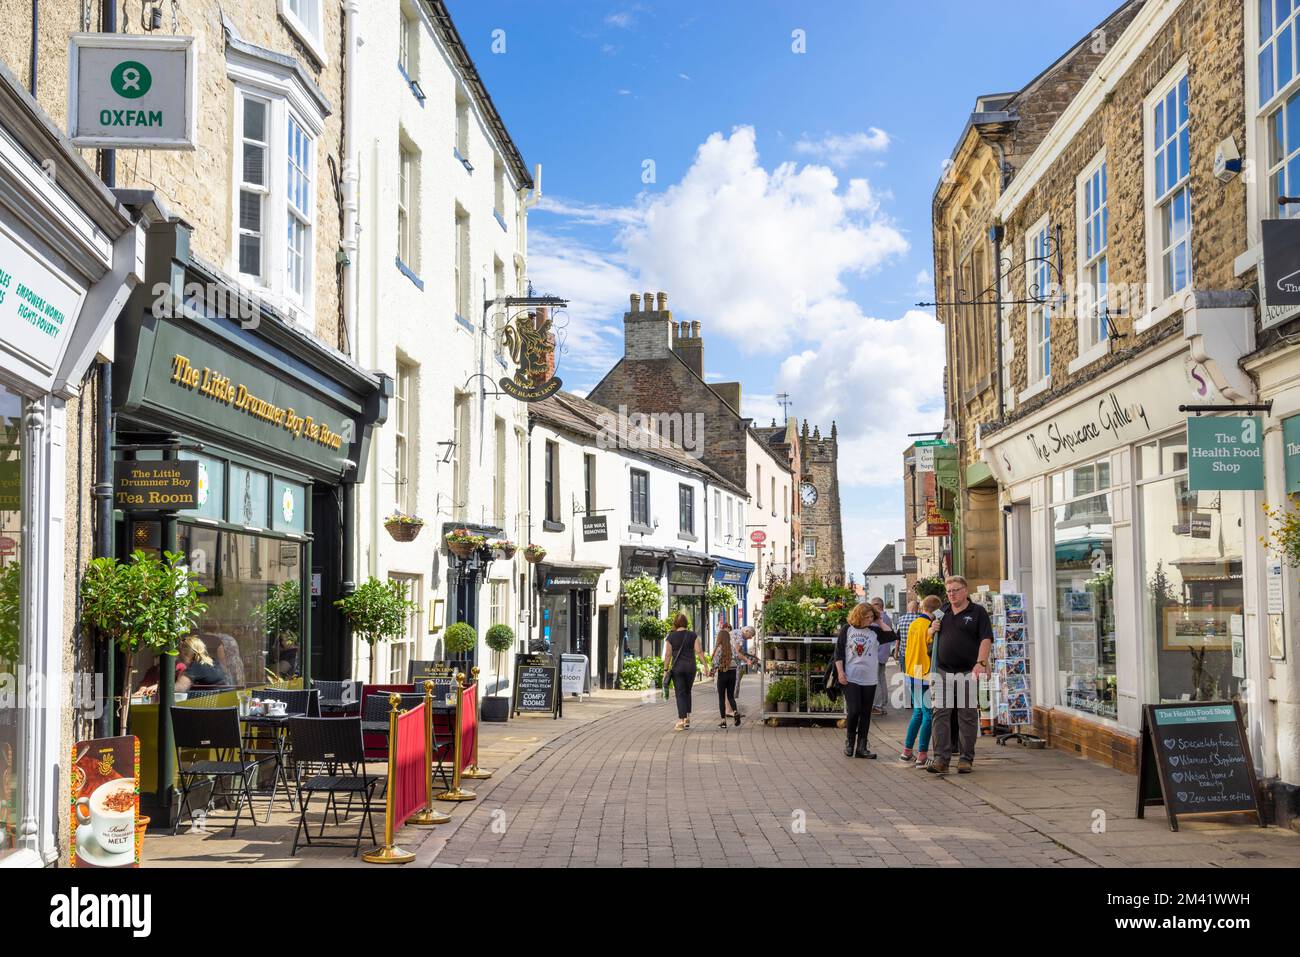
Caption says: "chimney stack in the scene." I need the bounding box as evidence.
[624,289,673,360]
[671,313,704,377]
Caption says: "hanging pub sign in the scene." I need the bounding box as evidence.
[499,308,562,402]
[113,460,199,510]
[925,496,950,537]
[69,34,197,149]
[1186,416,1264,491]
[1260,219,1300,329]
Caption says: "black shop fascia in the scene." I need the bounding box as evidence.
[111,203,389,705]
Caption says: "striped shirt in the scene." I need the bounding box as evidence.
[893,612,923,663]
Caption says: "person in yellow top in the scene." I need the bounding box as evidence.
[899,595,942,767]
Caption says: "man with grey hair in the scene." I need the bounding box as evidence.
[926,575,993,775]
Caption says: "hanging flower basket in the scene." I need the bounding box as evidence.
[384,514,425,542]
[445,528,486,558]
[487,539,518,560]
[524,544,547,563]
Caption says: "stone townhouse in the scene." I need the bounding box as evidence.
[350,0,535,687]
[930,0,1146,593]
[962,0,1300,830]
[0,0,393,844]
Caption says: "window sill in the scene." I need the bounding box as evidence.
[1067,339,1110,375]
[543,520,565,532]
[396,257,424,291]
[455,313,474,332]
[1018,377,1051,403]
[397,62,426,106]
[678,531,698,543]
[1234,243,1262,277]
[1133,292,1185,335]
[454,147,474,174]
[628,523,655,536]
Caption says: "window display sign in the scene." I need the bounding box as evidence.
[69,735,140,868]
[1186,416,1263,491]
[69,34,197,149]
[1284,414,1300,493]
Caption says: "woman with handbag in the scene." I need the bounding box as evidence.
[662,613,706,731]
[711,624,750,728]
[834,602,882,758]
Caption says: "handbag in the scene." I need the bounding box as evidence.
[663,633,689,698]
[824,625,846,703]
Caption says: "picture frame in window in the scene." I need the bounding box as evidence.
[1161,606,1235,652]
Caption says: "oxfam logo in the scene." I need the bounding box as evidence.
[110,61,152,99]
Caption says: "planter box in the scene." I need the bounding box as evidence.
[481,695,510,723]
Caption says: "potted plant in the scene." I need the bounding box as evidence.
[443,621,478,665]
[523,543,547,563]
[482,623,514,722]
[334,577,418,684]
[487,539,517,561]
[81,550,208,734]
[384,513,425,542]
[444,527,486,557]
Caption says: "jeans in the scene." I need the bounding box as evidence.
[672,667,696,719]
[904,681,933,752]
[716,669,737,718]
[843,682,877,746]
[931,670,978,763]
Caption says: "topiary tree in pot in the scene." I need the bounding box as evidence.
[482,623,515,721]
[443,621,478,668]
[334,577,417,685]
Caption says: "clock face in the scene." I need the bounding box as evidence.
[800,482,818,506]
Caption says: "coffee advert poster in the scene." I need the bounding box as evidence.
[69,735,140,868]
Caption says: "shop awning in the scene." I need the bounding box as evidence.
[711,556,753,585]
[537,561,608,592]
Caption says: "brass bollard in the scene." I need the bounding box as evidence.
[408,680,451,826]
[436,672,477,802]
[462,666,494,780]
[363,693,415,863]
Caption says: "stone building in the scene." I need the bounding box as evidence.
[930,0,1146,592]
[798,420,845,584]
[937,0,1300,830]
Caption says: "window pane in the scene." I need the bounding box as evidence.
[1154,101,1164,147]
[180,451,225,522]
[239,236,261,276]
[0,386,23,862]
[239,191,262,232]
[243,99,266,140]
[1263,0,1275,40]
[1262,46,1277,105]
[1053,492,1116,719]
[1282,24,1295,90]
[273,478,306,534]
[1177,77,1188,126]
[229,464,269,527]
[243,143,265,186]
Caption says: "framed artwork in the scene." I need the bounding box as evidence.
[1161,607,1235,652]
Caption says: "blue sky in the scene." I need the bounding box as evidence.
[448,0,1121,581]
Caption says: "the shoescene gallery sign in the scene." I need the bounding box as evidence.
[984,354,1202,485]
[68,34,197,149]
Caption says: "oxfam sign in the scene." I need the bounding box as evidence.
[69,34,195,149]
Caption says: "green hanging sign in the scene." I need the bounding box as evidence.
[1285,415,1300,495]
[1186,416,1263,491]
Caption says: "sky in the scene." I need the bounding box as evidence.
[447,0,1121,583]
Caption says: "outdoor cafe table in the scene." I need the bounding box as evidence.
[240,712,303,818]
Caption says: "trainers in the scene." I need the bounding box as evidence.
[899,749,914,763]
[957,758,973,774]
[925,760,949,775]
[913,751,929,768]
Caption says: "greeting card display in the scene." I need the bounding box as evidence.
[988,593,1032,729]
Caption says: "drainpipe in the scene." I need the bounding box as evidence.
[28,0,38,96]
[340,0,360,362]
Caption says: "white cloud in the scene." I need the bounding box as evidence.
[794,128,891,167]
[605,11,635,28]
[741,392,786,425]
[777,308,945,489]
[620,126,908,353]
[537,195,642,226]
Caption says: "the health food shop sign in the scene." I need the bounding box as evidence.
[1187,416,1264,491]
[69,34,196,149]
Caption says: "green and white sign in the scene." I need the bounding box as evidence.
[69,34,196,149]
[1284,415,1300,494]
[0,217,85,375]
[1187,416,1264,491]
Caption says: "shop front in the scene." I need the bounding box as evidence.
[0,70,142,867]
[110,213,387,823]
[536,563,604,691]
[668,550,715,648]
[620,545,668,658]
[985,335,1259,773]
[711,558,753,631]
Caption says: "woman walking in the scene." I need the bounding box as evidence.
[900,594,941,766]
[711,624,748,728]
[663,613,706,731]
[834,602,881,758]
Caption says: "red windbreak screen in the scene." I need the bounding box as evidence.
[393,704,426,827]
[460,684,477,773]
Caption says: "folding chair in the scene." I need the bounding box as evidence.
[286,717,381,857]
[171,706,270,836]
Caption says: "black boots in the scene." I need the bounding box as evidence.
[844,737,855,757]
[855,736,877,759]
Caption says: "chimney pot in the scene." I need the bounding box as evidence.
[691,320,701,338]
[657,292,668,311]
[630,293,640,312]
[644,292,655,312]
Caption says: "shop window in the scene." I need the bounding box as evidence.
[1138,433,1246,705]
[228,464,269,527]
[0,384,22,862]
[1051,458,1117,720]
[180,450,224,522]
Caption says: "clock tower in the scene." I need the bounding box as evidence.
[799,420,845,584]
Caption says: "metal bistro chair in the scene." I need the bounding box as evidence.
[259,688,321,717]
[171,706,272,836]
[243,688,321,814]
[311,678,362,714]
[286,717,380,857]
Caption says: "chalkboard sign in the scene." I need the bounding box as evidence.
[513,656,559,719]
[411,667,458,707]
[1136,701,1264,832]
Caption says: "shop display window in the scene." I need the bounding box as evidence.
[1138,433,1246,705]
[1051,458,1118,719]
[0,385,22,860]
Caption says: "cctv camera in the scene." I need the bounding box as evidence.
[1002,505,1013,515]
